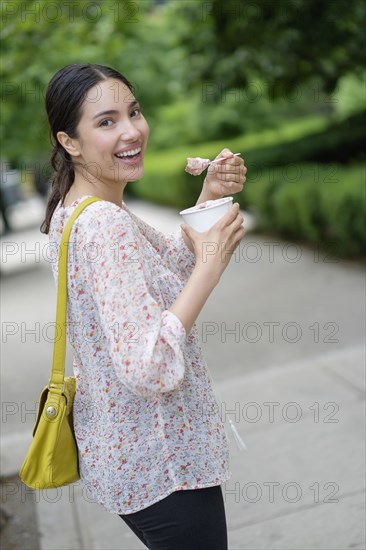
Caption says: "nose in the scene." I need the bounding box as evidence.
[118,118,140,141]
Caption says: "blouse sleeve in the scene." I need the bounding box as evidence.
[77,203,188,398]
[122,204,196,282]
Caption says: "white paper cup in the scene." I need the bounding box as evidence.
[179,197,234,232]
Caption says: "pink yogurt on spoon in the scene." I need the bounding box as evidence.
[185,157,211,176]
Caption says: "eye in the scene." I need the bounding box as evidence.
[131,107,142,118]
[99,119,113,127]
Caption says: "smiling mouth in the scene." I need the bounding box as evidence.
[115,147,142,159]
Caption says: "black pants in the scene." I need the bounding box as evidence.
[119,485,228,550]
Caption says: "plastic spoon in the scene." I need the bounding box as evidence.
[209,152,241,164]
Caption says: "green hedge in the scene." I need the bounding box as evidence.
[131,159,365,258]
[244,163,365,257]
[244,110,365,167]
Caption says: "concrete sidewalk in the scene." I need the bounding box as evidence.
[30,345,365,550]
[1,195,365,549]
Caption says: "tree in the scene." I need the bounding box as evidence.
[164,0,366,99]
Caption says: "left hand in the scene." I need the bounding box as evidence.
[203,148,247,199]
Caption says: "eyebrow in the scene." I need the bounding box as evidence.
[92,101,139,120]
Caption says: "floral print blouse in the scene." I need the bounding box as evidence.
[49,195,231,514]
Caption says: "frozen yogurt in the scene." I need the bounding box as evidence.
[192,198,230,210]
[185,157,211,176]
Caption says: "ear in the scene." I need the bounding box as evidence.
[56,131,81,157]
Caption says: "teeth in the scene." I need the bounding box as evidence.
[115,147,141,158]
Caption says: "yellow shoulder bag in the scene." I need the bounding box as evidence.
[19,196,102,489]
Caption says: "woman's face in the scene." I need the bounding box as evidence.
[73,78,149,186]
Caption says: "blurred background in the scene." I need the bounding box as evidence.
[1,1,365,549]
[1,0,365,255]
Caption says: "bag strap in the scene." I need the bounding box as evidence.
[49,197,103,391]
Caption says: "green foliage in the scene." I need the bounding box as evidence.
[165,0,366,98]
[135,155,365,258]
[148,81,331,150]
[243,111,366,169]
[245,163,365,257]
[333,72,366,119]
[1,0,365,162]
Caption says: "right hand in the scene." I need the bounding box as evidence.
[181,203,245,282]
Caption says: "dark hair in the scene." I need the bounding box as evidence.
[40,63,134,234]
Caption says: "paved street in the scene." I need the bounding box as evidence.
[1,195,365,549]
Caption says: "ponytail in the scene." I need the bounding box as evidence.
[40,142,75,234]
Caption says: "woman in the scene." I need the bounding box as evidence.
[41,63,246,550]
